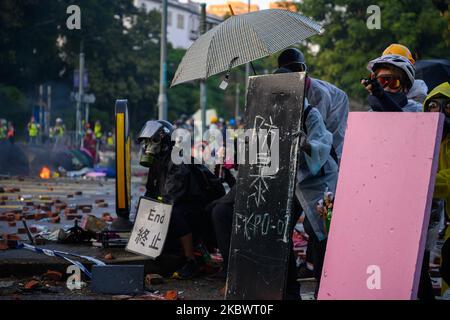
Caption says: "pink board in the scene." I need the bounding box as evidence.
[318,112,444,300]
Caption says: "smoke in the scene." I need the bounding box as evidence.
[0,141,29,176]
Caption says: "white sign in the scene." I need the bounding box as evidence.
[72,92,96,104]
[126,197,172,259]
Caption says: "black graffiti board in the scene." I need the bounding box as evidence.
[226,72,306,300]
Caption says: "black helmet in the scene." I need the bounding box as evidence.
[277,48,307,72]
[136,120,173,144]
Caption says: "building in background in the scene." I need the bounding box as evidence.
[269,1,298,12]
[207,1,260,17]
[134,0,222,49]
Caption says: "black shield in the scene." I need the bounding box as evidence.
[226,72,306,300]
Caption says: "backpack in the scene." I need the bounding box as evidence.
[192,163,226,204]
[302,104,339,166]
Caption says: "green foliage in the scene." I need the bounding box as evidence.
[1,0,448,138]
[0,0,232,137]
[294,0,449,102]
[0,85,28,134]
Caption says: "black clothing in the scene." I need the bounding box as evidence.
[366,79,408,112]
[145,152,207,241]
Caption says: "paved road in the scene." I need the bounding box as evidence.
[0,176,316,300]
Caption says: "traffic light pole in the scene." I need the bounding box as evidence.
[76,41,85,147]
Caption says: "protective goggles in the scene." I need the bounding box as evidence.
[371,74,402,90]
[424,98,450,115]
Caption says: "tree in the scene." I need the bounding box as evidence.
[293,0,449,104]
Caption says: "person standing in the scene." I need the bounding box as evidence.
[0,119,7,141]
[277,48,349,163]
[7,121,14,144]
[423,82,450,300]
[94,120,102,141]
[83,129,97,163]
[107,132,114,147]
[27,116,39,145]
[361,54,422,112]
[53,118,65,146]
[381,43,428,104]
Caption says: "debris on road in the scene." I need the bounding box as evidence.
[164,290,178,300]
[80,215,107,233]
[103,253,115,260]
[43,270,63,282]
[102,212,113,222]
[112,294,133,300]
[24,279,40,290]
[145,273,164,286]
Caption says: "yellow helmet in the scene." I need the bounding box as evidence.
[382,44,415,65]
[210,116,218,124]
[423,82,450,111]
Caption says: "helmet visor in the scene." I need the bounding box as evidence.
[137,121,163,143]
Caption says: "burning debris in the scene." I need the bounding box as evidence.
[39,166,51,179]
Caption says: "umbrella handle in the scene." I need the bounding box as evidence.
[250,62,257,75]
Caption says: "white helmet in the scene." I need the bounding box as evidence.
[367,54,415,90]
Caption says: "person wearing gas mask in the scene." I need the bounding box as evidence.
[423,82,450,300]
[137,120,211,279]
[361,54,422,112]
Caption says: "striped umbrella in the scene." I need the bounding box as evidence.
[171,9,323,87]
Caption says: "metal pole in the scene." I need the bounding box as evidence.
[244,0,250,106]
[47,85,51,137]
[39,85,44,144]
[85,103,89,124]
[200,3,207,134]
[235,84,240,119]
[158,0,168,121]
[77,41,84,148]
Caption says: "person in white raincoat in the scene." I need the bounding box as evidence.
[277,48,349,164]
[295,97,338,296]
[295,100,339,239]
[408,79,429,103]
[307,79,349,163]
[273,64,339,297]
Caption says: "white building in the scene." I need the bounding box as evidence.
[134,0,222,49]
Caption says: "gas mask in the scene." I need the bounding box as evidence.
[424,98,450,138]
[139,134,163,167]
[137,120,174,167]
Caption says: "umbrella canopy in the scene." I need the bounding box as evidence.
[171,9,323,87]
[415,59,450,92]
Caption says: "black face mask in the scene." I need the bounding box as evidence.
[385,91,408,107]
[368,91,408,112]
